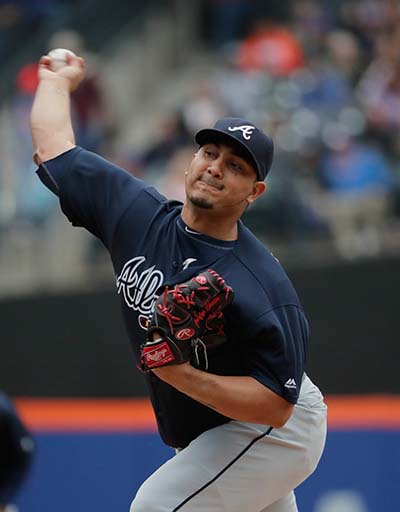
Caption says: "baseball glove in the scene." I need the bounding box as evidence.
[139,269,233,371]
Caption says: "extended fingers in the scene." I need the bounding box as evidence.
[39,55,52,69]
[66,53,85,69]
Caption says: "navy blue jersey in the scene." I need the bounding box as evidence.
[37,147,309,448]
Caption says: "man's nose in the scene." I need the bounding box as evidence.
[207,160,223,178]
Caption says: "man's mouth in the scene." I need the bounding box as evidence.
[198,177,224,191]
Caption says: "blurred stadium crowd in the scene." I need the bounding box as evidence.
[1,0,400,294]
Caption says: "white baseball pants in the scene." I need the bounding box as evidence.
[130,375,327,511]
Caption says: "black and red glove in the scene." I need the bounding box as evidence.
[139,269,233,371]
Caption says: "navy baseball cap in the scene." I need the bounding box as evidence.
[195,117,274,181]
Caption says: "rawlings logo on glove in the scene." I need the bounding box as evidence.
[139,269,233,372]
[143,342,175,365]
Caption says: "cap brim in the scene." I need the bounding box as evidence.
[195,128,262,180]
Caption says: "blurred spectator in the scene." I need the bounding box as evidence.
[48,29,113,153]
[387,133,400,218]
[245,149,329,241]
[298,30,363,116]
[357,27,400,151]
[236,19,304,77]
[0,392,35,510]
[156,146,193,203]
[10,61,57,228]
[4,0,400,278]
[205,0,293,49]
[22,0,74,31]
[207,0,253,49]
[181,81,224,134]
[213,44,267,119]
[0,0,74,64]
[134,112,192,178]
[0,1,22,60]
[325,29,364,85]
[250,0,293,23]
[339,0,400,55]
[291,0,334,56]
[319,134,394,258]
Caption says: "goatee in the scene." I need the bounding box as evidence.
[188,195,213,209]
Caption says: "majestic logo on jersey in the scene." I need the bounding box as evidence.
[228,125,256,140]
[284,378,297,390]
[116,256,164,328]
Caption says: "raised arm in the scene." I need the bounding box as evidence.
[30,53,85,165]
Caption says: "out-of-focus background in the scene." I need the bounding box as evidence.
[0,0,399,510]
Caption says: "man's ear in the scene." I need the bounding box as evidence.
[247,181,267,205]
[33,152,41,166]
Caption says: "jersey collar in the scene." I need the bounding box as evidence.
[177,216,237,249]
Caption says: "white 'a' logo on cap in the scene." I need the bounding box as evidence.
[228,125,256,140]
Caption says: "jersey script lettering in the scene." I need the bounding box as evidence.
[116,256,164,316]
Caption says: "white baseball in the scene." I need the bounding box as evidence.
[47,48,76,71]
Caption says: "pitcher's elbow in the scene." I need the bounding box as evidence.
[268,404,294,429]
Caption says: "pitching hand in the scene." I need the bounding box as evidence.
[38,54,85,92]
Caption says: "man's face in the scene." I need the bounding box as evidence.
[185,142,265,213]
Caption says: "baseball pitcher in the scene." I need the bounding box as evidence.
[29,52,327,511]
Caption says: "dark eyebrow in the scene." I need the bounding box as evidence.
[203,142,248,163]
